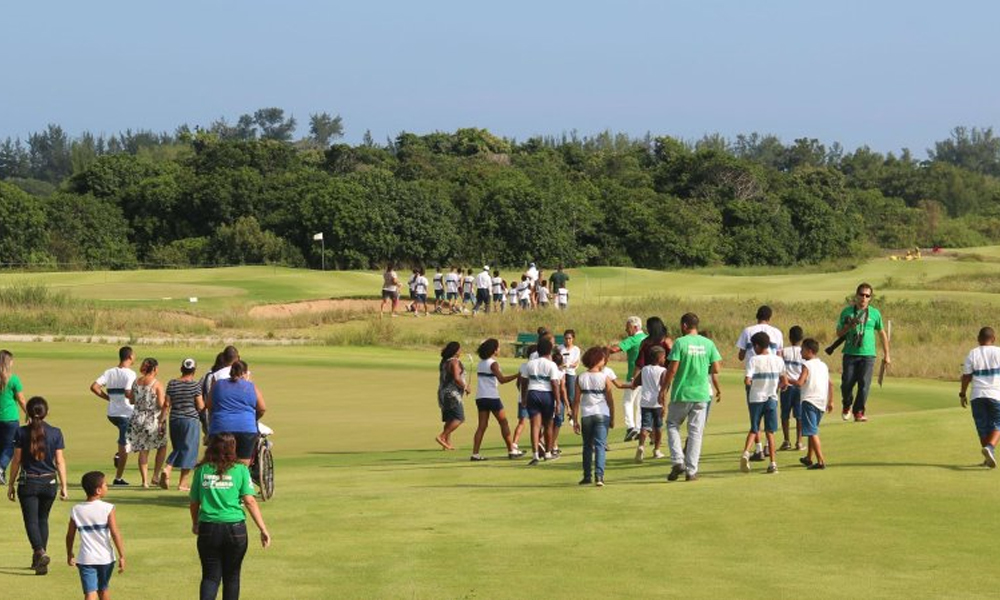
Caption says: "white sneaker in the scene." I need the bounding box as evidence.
[983,446,997,469]
[544,452,553,461]
[634,447,644,463]
[740,452,751,473]
[653,449,665,459]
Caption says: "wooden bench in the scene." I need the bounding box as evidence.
[512,333,565,357]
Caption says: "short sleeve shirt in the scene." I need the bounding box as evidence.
[736,323,784,367]
[618,332,648,380]
[190,463,255,523]
[963,345,1000,401]
[14,422,64,476]
[382,270,399,292]
[746,354,785,403]
[520,358,561,393]
[95,367,137,418]
[837,305,883,356]
[0,373,23,421]
[668,334,722,403]
[550,271,569,290]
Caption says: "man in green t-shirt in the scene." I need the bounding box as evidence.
[660,313,722,482]
[609,316,648,442]
[836,282,891,422]
[549,265,569,294]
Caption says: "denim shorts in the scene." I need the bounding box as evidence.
[435,289,444,299]
[526,390,554,419]
[971,398,1000,438]
[747,399,778,433]
[107,416,129,446]
[517,404,529,419]
[553,402,566,427]
[640,407,663,431]
[801,403,824,437]
[78,563,115,593]
[780,386,802,421]
[476,398,504,413]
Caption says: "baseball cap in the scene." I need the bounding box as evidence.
[182,358,197,370]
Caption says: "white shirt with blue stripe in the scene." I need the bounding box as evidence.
[476,358,500,399]
[71,500,116,565]
[520,357,562,393]
[963,345,1000,401]
[746,354,786,404]
[782,346,804,381]
[736,323,784,368]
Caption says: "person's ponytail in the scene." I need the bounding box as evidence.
[0,349,12,393]
[25,396,49,462]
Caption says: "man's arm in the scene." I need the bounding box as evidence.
[710,361,722,403]
[659,361,679,406]
[960,373,972,408]
[879,329,891,364]
[89,382,109,401]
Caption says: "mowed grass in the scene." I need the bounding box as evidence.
[0,343,996,599]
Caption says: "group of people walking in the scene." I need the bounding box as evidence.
[381,262,571,317]
[1,344,271,600]
[432,282,914,484]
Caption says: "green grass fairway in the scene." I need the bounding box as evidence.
[4,251,1000,311]
[0,343,995,599]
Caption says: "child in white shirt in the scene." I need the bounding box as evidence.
[740,331,787,474]
[66,471,126,599]
[794,338,833,469]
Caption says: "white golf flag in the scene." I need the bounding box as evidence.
[313,232,324,241]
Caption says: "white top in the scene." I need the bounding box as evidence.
[71,500,116,565]
[507,287,518,302]
[491,277,504,295]
[557,288,569,305]
[462,276,474,294]
[800,358,830,410]
[444,273,459,294]
[963,345,1000,401]
[526,265,539,282]
[577,371,610,418]
[736,323,784,367]
[537,287,550,303]
[433,273,444,291]
[782,346,804,381]
[407,273,417,292]
[746,354,785,404]
[415,275,429,295]
[95,367,137,418]
[520,358,562,393]
[382,270,399,293]
[476,358,500,399]
[603,366,618,381]
[475,271,492,290]
[518,282,531,300]
[638,364,667,408]
[557,345,581,375]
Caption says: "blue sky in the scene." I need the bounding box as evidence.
[2,0,997,155]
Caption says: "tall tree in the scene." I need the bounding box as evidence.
[308,112,344,147]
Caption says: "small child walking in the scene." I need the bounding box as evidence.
[66,471,126,600]
[740,332,787,474]
[794,339,833,470]
[780,326,805,451]
[572,347,616,486]
[629,346,668,463]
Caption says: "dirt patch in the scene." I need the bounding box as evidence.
[248,298,379,319]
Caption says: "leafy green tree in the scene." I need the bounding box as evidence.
[308,112,344,147]
[929,126,1000,176]
[0,181,50,266]
[43,193,138,269]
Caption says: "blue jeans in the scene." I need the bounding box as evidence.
[198,521,248,600]
[841,355,876,414]
[581,415,609,480]
[0,420,19,470]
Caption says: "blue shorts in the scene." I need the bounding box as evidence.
[553,402,566,427]
[107,416,129,446]
[640,407,663,431]
[446,292,458,300]
[780,386,802,421]
[518,404,529,419]
[526,390,555,420]
[78,563,114,594]
[971,398,1000,438]
[492,293,503,303]
[415,293,427,303]
[434,289,444,299]
[463,292,473,302]
[801,403,824,437]
[476,398,504,413]
[747,399,778,433]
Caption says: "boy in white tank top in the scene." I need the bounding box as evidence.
[67,471,126,597]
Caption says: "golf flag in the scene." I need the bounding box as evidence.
[313,232,324,241]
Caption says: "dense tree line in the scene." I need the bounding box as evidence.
[2,111,1000,270]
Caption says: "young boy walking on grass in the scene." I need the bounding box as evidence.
[740,332,787,474]
[66,471,126,600]
[629,346,668,463]
[780,326,805,451]
[794,339,833,470]
[960,327,1000,468]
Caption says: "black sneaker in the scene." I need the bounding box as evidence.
[527,458,540,466]
[578,477,592,485]
[34,553,50,575]
[667,464,685,481]
[799,457,814,467]
[112,478,130,486]
[749,451,765,462]
[469,454,487,462]
[595,477,605,487]
[807,463,826,470]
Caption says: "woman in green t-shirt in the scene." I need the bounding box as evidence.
[0,350,28,485]
[190,433,270,600]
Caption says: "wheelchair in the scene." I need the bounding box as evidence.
[249,423,275,501]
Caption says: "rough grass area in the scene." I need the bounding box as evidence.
[0,344,991,599]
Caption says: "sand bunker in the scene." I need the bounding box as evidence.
[248,298,379,319]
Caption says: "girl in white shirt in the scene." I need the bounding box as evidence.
[470,339,521,461]
[572,347,616,486]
